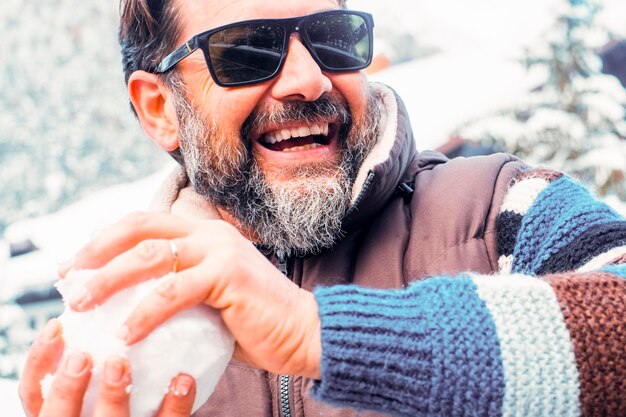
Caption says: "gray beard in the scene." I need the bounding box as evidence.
[171,78,380,255]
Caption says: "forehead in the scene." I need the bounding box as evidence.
[175,0,342,38]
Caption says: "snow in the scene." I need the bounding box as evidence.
[2,164,176,297]
[357,0,626,44]
[1,251,61,303]
[359,0,558,149]
[604,194,626,217]
[597,0,626,37]
[0,241,11,302]
[357,0,559,57]
[358,0,626,150]
[0,304,26,331]
[527,109,586,138]
[570,135,626,187]
[47,270,234,417]
[5,164,175,253]
[582,92,626,125]
[370,51,535,150]
[0,378,25,417]
[0,0,169,232]
[575,75,626,102]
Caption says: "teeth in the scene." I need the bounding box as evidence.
[262,123,329,144]
[297,126,311,137]
[280,129,291,140]
[282,143,322,152]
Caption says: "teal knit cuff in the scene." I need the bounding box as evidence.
[310,278,504,417]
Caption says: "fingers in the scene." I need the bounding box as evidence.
[93,357,132,417]
[19,319,64,417]
[157,374,196,417]
[38,352,92,417]
[59,212,191,277]
[70,238,191,311]
[120,269,210,345]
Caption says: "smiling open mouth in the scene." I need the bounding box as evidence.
[258,122,336,152]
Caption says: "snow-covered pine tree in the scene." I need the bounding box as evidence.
[457,0,626,200]
[0,0,168,234]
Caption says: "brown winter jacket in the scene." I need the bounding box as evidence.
[150,83,527,417]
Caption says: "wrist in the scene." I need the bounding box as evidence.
[299,289,322,379]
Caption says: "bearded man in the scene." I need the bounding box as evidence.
[19,0,626,416]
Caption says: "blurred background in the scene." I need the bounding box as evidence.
[1,0,625,413]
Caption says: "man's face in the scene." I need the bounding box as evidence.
[170,0,379,253]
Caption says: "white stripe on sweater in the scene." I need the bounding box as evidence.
[498,255,513,274]
[499,178,550,215]
[471,274,580,417]
[576,245,626,272]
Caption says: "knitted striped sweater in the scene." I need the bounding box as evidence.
[311,169,626,417]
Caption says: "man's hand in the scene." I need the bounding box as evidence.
[59,212,322,379]
[19,319,197,417]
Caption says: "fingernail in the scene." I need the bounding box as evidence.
[64,352,90,376]
[104,358,126,384]
[116,325,129,343]
[69,285,89,309]
[42,319,60,343]
[172,374,193,396]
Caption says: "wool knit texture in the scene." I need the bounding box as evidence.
[311,169,626,417]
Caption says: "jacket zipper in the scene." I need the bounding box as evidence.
[276,249,289,276]
[276,250,292,417]
[279,374,292,417]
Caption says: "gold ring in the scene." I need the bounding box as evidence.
[169,240,180,273]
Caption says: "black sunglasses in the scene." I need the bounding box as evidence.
[152,10,374,87]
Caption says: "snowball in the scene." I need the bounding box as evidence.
[42,270,234,417]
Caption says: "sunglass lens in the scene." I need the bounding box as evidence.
[305,13,371,70]
[208,24,285,85]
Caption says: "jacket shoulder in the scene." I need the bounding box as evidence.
[405,153,528,279]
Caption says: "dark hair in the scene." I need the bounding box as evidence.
[119,0,185,162]
[119,0,183,86]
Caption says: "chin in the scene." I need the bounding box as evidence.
[266,166,342,187]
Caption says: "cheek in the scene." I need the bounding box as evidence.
[184,67,268,136]
[201,86,269,147]
[330,72,370,120]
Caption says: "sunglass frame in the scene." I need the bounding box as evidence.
[152,9,374,87]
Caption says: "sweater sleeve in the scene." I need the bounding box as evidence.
[310,169,626,417]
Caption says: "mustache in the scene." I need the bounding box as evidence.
[241,93,351,142]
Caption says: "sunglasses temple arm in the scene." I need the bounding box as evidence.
[155,38,199,74]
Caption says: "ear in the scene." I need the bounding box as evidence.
[128,71,180,151]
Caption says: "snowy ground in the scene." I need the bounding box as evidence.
[2,165,176,301]
[0,378,24,417]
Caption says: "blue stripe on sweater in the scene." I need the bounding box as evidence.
[512,176,621,274]
[313,277,505,417]
[601,264,626,277]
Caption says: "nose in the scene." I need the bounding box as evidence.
[269,36,332,102]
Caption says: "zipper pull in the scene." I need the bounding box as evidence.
[396,182,415,203]
[276,250,289,276]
